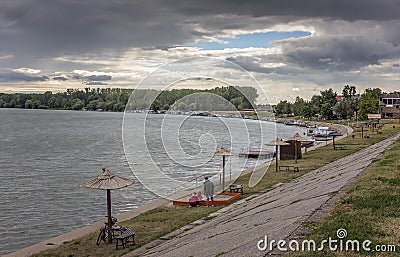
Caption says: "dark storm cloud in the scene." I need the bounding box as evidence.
[275,20,400,70]
[1,0,399,59]
[162,0,400,21]
[0,0,196,58]
[1,0,400,85]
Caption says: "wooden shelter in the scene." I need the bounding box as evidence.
[266,138,290,172]
[284,133,308,163]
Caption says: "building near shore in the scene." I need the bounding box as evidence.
[379,93,400,118]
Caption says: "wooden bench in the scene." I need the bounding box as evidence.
[229,184,244,195]
[334,145,346,150]
[279,165,299,172]
[115,228,135,250]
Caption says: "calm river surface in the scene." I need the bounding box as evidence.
[0,109,308,255]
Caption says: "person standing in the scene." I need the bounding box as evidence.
[203,176,214,207]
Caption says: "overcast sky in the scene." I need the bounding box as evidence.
[0,0,399,103]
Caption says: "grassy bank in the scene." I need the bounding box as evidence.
[34,123,400,257]
[289,137,400,257]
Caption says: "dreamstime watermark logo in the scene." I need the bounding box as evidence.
[257,228,396,253]
[122,56,275,199]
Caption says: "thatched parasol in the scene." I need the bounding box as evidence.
[266,138,290,172]
[81,168,134,242]
[287,132,307,142]
[213,147,234,192]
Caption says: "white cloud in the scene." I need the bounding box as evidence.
[11,68,41,74]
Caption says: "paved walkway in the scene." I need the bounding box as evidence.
[125,132,400,257]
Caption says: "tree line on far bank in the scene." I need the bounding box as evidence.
[0,85,396,120]
[0,86,257,112]
[0,88,132,112]
[274,85,397,120]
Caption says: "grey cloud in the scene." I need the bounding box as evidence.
[0,0,400,89]
[0,70,48,82]
[162,0,400,21]
[86,75,111,81]
[277,32,400,71]
[69,73,112,82]
[52,76,68,81]
[1,0,400,60]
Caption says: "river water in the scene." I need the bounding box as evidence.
[0,109,308,255]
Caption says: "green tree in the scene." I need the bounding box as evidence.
[71,98,84,110]
[274,100,293,116]
[25,100,33,109]
[292,97,307,117]
[358,88,381,120]
[319,89,337,119]
[32,100,41,109]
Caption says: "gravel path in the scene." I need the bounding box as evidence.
[125,132,400,257]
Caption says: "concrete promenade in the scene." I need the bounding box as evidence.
[125,132,400,257]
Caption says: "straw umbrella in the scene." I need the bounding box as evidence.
[286,133,307,163]
[81,168,134,242]
[213,147,234,192]
[266,138,290,172]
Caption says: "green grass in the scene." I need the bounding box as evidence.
[33,206,223,257]
[289,138,400,257]
[33,122,400,257]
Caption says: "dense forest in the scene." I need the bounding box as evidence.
[0,86,258,112]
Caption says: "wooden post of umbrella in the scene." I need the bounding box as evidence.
[275,145,279,171]
[81,168,134,243]
[107,189,112,229]
[213,147,234,192]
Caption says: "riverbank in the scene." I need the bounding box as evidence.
[11,122,399,257]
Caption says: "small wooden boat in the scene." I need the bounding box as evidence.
[239,150,274,159]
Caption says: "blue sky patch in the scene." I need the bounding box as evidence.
[185,31,311,50]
